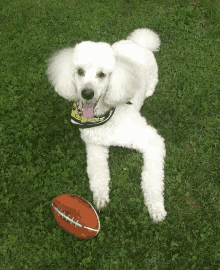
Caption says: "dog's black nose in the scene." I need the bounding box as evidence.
[81,88,94,100]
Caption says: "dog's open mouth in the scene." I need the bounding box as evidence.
[71,96,116,128]
[77,95,101,118]
[81,101,98,118]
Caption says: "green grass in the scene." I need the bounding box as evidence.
[1,0,220,269]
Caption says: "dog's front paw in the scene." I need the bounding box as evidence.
[148,204,167,222]
[93,193,109,210]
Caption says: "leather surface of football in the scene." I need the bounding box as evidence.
[51,194,100,239]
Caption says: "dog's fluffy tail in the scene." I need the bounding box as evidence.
[127,28,160,52]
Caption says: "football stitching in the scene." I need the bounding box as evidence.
[52,203,99,232]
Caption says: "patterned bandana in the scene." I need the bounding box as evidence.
[71,101,132,129]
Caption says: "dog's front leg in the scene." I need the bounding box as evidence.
[85,143,110,210]
[140,135,167,222]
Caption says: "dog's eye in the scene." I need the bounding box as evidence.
[77,68,85,76]
[97,72,106,78]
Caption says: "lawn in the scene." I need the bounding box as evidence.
[1,0,220,269]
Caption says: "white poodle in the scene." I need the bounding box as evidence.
[47,29,167,222]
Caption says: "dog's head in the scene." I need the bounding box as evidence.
[47,40,143,118]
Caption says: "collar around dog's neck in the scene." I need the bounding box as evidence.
[70,100,132,129]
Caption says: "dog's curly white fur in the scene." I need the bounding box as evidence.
[47,29,167,222]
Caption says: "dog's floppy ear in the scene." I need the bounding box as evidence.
[104,54,142,106]
[47,48,77,101]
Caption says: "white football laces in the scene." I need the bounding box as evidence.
[52,203,99,232]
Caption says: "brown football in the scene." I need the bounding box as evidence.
[51,194,100,239]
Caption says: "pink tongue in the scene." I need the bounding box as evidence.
[82,102,95,118]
